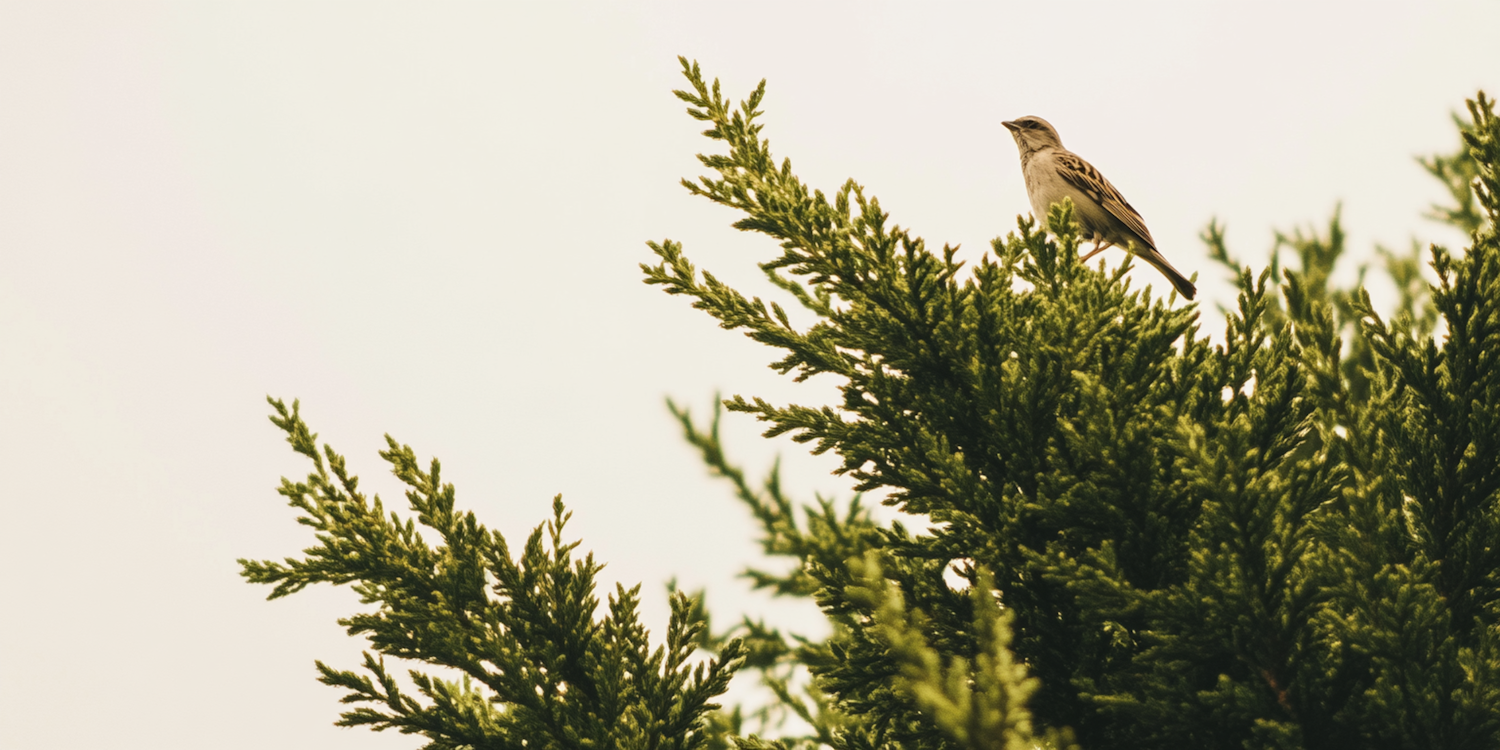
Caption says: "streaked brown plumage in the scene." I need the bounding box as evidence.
[1003,116,1196,300]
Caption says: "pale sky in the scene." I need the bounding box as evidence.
[2,3,1497,748]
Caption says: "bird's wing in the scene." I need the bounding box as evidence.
[1055,151,1156,249]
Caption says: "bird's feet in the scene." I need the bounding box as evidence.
[1078,240,1113,263]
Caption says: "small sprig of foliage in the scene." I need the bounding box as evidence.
[669,397,878,748]
[847,555,1077,750]
[646,58,1500,750]
[241,398,744,749]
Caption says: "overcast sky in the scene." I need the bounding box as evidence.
[3,3,1498,748]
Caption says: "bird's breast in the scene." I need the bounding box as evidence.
[1023,153,1084,225]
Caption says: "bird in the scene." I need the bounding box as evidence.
[1002,116,1196,300]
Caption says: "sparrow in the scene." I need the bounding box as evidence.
[1002,116,1196,300]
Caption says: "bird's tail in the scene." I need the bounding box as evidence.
[1135,246,1197,300]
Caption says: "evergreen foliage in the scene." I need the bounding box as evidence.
[244,59,1500,750]
[240,399,744,749]
[644,60,1500,749]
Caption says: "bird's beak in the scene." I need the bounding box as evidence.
[1002,120,1019,132]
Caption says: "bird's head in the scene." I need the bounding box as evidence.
[1002,116,1064,155]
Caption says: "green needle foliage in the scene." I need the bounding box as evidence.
[240,398,744,749]
[644,59,1500,749]
[244,58,1500,750]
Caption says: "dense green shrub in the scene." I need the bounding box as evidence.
[245,60,1500,750]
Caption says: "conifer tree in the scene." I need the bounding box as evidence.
[244,59,1500,750]
[645,60,1500,749]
